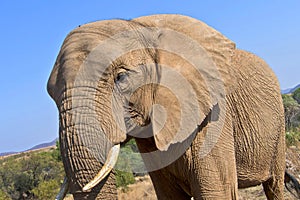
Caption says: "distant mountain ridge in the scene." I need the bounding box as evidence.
[282,84,300,94]
[0,138,57,157]
[0,151,18,157]
[26,138,58,151]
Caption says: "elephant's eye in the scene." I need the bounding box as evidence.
[115,72,128,83]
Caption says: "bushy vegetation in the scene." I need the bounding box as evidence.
[0,142,64,200]
[283,88,300,146]
[286,131,300,146]
[115,170,135,190]
[0,140,144,199]
[293,88,300,104]
[115,139,145,189]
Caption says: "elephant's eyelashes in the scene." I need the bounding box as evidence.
[114,71,131,92]
[115,72,127,83]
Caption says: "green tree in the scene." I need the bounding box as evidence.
[116,139,145,175]
[286,131,300,146]
[282,94,300,131]
[293,88,300,104]
[115,139,145,188]
[51,140,62,161]
[14,172,34,198]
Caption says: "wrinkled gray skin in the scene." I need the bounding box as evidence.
[47,14,290,199]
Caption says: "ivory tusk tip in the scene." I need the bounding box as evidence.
[55,177,69,200]
[82,144,120,192]
[82,185,92,192]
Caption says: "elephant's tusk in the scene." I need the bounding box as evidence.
[82,144,120,192]
[55,177,69,200]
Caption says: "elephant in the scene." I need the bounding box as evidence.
[47,14,300,199]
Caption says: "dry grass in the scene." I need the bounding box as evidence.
[118,176,157,200]
[117,176,298,200]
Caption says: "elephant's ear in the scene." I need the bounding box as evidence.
[134,15,235,151]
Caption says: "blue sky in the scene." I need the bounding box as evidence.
[0,1,299,152]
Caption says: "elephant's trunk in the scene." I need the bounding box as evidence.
[58,87,120,196]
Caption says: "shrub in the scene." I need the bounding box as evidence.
[31,179,60,199]
[0,190,11,200]
[51,140,62,161]
[286,131,300,146]
[282,94,300,131]
[115,139,142,189]
[293,88,300,104]
[115,169,135,190]
[0,149,64,199]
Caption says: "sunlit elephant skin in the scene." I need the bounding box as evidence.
[47,14,298,199]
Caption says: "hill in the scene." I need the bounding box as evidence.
[282,84,300,94]
[26,138,57,151]
[0,138,57,157]
[0,151,17,157]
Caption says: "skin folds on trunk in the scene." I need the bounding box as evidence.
[58,87,118,198]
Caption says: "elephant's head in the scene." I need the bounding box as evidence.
[47,14,235,198]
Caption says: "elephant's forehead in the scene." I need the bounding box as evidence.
[59,45,152,85]
[56,21,129,75]
[113,49,156,68]
[56,42,97,84]
[59,38,156,81]
[48,19,158,100]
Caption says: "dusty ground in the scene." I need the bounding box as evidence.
[118,147,300,200]
[118,176,157,200]
[118,175,298,200]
